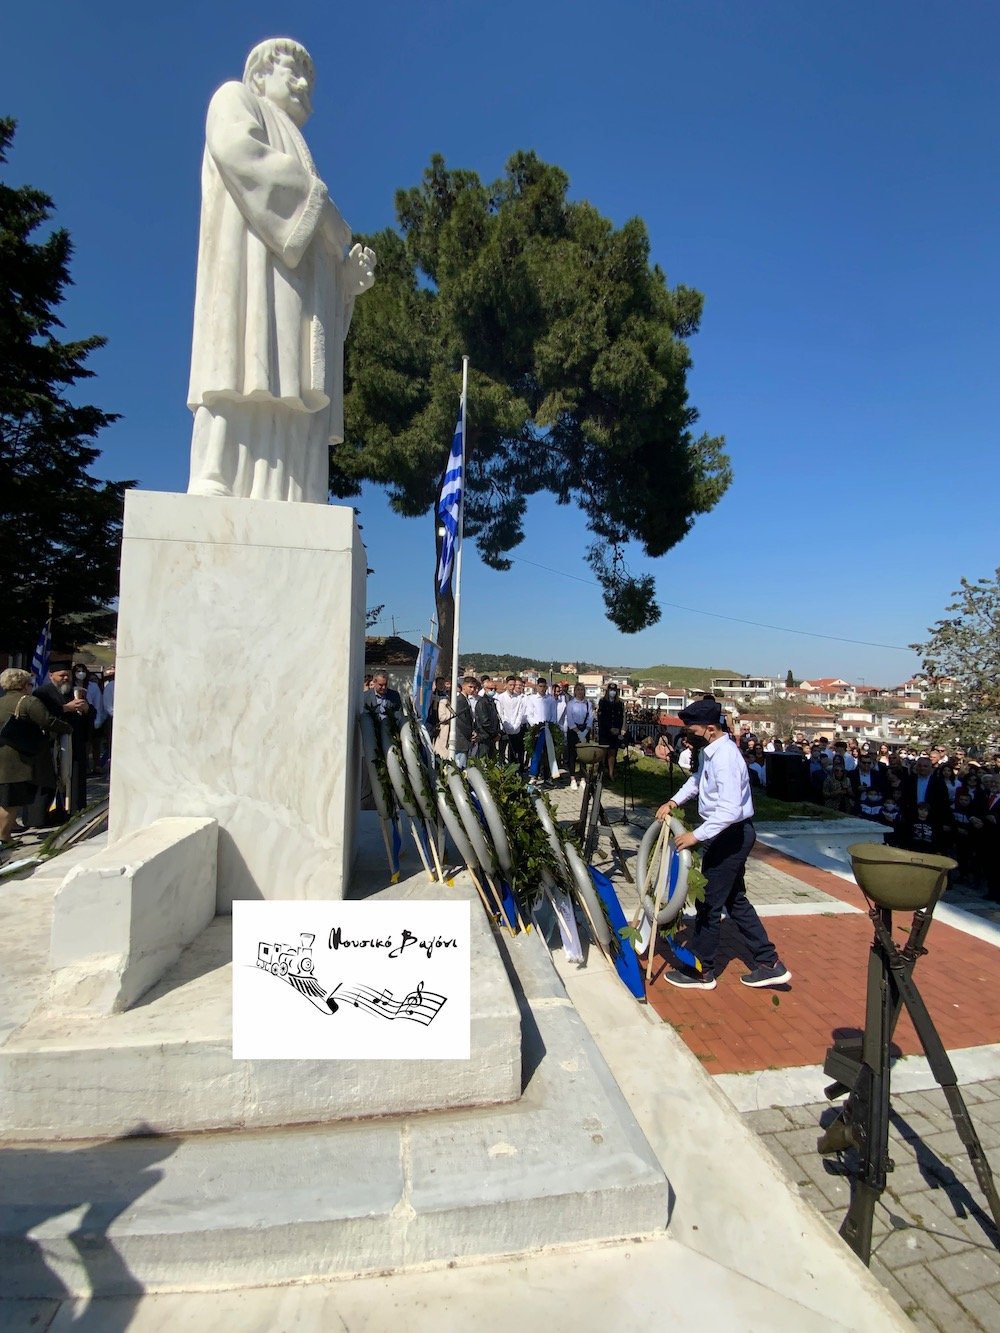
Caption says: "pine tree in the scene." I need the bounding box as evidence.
[337,151,731,663]
[0,118,131,654]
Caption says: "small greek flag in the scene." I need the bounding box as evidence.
[436,414,463,595]
[31,617,52,687]
[413,636,441,723]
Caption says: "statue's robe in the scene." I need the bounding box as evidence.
[187,81,354,502]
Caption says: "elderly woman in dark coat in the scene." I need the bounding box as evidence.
[0,668,72,843]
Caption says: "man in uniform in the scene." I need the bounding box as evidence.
[656,696,791,991]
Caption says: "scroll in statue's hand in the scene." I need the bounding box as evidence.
[345,242,376,296]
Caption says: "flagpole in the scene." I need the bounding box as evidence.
[447,356,469,758]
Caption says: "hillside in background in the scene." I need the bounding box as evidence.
[463,651,740,688]
[619,663,741,689]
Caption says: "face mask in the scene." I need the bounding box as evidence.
[608,689,618,698]
[75,672,88,682]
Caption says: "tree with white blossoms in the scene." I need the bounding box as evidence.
[911,567,1000,750]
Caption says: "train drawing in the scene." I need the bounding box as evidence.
[257,933,316,978]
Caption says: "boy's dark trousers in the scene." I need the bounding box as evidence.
[690,819,777,977]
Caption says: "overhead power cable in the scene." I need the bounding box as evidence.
[507,555,914,652]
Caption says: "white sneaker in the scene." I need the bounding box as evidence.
[569,778,578,791]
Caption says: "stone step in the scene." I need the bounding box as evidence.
[0,936,669,1296]
[0,872,522,1140]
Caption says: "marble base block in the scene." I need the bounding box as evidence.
[49,817,217,1014]
[109,491,366,910]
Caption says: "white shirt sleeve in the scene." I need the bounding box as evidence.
[694,739,754,842]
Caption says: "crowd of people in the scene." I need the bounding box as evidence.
[736,731,1000,898]
[363,672,630,787]
[0,661,115,849]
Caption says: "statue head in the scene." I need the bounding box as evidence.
[243,38,315,126]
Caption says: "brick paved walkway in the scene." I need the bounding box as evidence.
[649,826,1000,1330]
[645,907,1000,1076]
[545,777,1000,1330]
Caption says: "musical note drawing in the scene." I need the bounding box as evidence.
[255,939,447,1026]
[338,981,446,1026]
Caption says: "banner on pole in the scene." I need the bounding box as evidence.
[412,636,441,722]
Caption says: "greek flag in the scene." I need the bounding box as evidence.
[436,414,463,595]
[413,636,441,723]
[31,617,52,686]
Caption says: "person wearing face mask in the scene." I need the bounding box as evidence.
[452,677,479,770]
[597,682,625,779]
[564,683,594,791]
[655,695,790,991]
[473,677,502,760]
[551,683,569,734]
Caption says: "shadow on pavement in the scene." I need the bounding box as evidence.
[1,1123,181,1329]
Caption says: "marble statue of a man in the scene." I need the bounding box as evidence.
[186,38,375,503]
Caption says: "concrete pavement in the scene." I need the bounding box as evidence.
[624,790,1000,1333]
[1,780,912,1330]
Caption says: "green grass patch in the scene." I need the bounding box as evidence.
[607,757,848,823]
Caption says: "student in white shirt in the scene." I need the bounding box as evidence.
[656,696,790,992]
[495,675,526,768]
[564,683,593,790]
[524,678,556,781]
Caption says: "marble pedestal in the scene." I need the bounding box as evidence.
[109,492,366,910]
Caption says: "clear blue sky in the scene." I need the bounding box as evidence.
[7,1,998,684]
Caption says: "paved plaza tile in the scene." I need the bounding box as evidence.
[553,772,1000,1330]
[747,1087,1000,1332]
[623,804,1000,1333]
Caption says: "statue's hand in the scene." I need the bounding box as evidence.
[345,242,376,295]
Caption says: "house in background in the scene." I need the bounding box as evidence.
[799,678,859,706]
[711,675,782,702]
[891,678,928,706]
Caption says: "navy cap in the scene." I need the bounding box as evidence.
[678,696,724,727]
